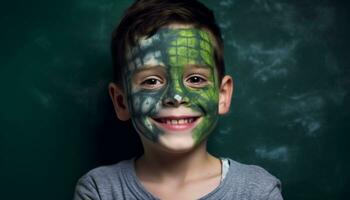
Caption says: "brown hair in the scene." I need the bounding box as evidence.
[111,0,225,85]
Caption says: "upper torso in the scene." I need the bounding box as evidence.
[73,158,283,200]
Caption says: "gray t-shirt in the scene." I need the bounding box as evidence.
[73,158,283,200]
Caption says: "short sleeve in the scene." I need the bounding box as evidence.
[73,175,101,200]
[266,184,283,200]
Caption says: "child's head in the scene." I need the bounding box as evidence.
[109,0,233,153]
[111,0,225,85]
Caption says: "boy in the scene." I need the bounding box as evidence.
[74,0,283,199]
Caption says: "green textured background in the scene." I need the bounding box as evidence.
[0,0,349,199]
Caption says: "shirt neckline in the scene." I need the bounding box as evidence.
[126,157,233,200]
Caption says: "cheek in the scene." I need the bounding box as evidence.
[129,91,163,116]
[187,87,219,113]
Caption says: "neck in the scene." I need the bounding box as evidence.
[135,140,220,183]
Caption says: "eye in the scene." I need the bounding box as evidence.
[188,76,205,83]
[140,76,164,89]
[185,75,208,88]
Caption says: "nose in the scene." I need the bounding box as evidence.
[163,94,189,107]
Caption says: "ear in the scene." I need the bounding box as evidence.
[108,82,131,121]
[218,75,234,115]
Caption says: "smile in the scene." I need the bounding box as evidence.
[151,116,201,131]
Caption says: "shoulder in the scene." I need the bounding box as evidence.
[77,159,132,186]
[225,159,283,199]
[229,159,280,185]
[73,159,134,200]
[85,160,130,177]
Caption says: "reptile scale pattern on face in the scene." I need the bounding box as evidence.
[124,28,220,146]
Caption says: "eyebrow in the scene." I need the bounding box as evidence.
[132,65,166,74]
[185,64,212,69]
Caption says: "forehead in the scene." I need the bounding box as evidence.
[126,28,215,71]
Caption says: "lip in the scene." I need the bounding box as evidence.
[150,115,201,132]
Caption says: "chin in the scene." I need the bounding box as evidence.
[157,134,198,154]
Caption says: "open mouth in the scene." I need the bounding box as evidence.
[151,116,201,131]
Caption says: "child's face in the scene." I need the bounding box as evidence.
[123,27,221,151]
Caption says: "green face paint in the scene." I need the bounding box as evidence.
[124,28,219,144]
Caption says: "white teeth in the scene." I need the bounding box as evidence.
[159,118,196,125]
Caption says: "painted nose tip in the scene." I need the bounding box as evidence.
[163,98,180,107]
[162,94,188,107]
[174,94,182,102]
